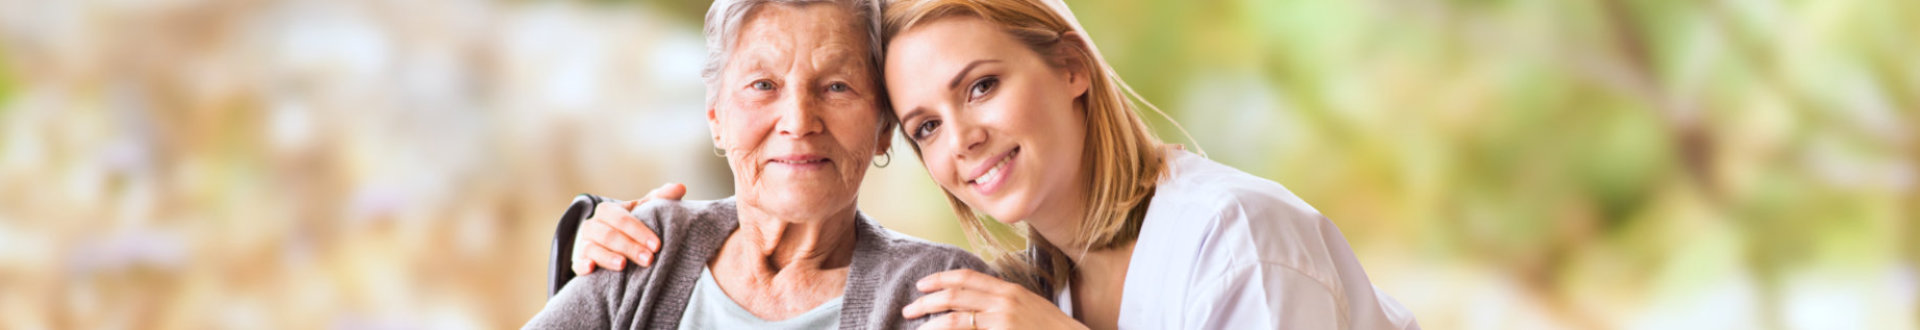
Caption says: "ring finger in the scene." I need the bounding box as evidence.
[904,288,1001,319]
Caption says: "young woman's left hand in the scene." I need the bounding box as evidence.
[904,269,1089,330]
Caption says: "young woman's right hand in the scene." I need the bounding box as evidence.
[904,269,1089,330]
[571,183,685,275]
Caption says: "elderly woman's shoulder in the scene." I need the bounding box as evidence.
[857,222,992,276]
[626,198,741,234]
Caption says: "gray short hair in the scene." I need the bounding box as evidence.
[701,0,885,108]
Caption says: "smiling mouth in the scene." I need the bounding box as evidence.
[966,146,1019,192]
[766,154,833,169]
[771,159,830,165]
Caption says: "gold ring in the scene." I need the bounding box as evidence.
[967,311,976,329]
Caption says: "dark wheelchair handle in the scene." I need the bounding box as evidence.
[549,194,607,298]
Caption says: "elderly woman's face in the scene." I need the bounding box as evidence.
[711,3,887,219]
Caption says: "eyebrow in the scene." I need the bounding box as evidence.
[810,47,863,71]
[947,60,1001,89]
[900,107,927,129]
[900,59,1001,129]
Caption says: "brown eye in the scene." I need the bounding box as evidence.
[912,120,942,141]
[827,82,850,93]
[967,77,998,101]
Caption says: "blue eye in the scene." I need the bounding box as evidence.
[828,82,850,92]
[751,80,775,91]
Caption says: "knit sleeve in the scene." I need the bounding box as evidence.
[523,270,625,330]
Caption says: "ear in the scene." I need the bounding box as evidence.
[874,121,895,157]
[1056,31,1093,100]
[708,106,724,149]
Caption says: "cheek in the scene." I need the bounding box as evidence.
[825,107,881,158]
[1012,82,1084,144]
[829,104,881,144]
[718,108,777,177]
[722,108,777,148]
[918,145,962,187]
[832,133,877,180]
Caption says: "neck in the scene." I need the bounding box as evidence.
[1068,235,1135,330]
[1025,187,1093,260]
[725,202,860,273]
[1023,183,1145,285]
[1023,184,1136,280]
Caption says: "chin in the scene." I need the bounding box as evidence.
[990,208,1032,225]
[754,186,854,217]
[966,196,1033,225]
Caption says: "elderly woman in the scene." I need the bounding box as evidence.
[521,0,988,328]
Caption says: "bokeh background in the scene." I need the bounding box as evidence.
[1,0,1915,328]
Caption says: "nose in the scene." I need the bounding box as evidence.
[947,112,987,160]
[775,92,825,138]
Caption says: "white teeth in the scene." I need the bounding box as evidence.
[971,152,1013,184]
[976,167,1000,185]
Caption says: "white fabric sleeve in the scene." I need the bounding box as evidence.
[1184,262,1346,329]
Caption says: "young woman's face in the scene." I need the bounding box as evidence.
[884,16,1090,225]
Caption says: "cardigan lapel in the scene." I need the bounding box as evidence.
[640,201,739,330]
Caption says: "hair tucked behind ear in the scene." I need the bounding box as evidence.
[883,0,1196,295]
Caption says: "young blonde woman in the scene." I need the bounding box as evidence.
[570,0,1420,328]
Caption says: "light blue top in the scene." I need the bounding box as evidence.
[677,267,844,330]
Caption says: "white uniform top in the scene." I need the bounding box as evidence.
[1056,149,1420,329]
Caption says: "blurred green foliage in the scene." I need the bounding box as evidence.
[0,0,1911,328]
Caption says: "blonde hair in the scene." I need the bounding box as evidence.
[882,0,1198,293]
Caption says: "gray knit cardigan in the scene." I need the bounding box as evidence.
[524,198,990,329]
